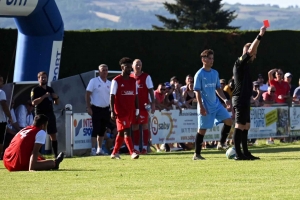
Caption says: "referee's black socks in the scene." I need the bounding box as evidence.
[52,140,58,157]
[233,128,243,157]
[241,130,250,155]
[220,124,231,144]
[195,133,204,155]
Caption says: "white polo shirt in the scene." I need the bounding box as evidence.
[86,76,111,107]
[0,89,7,122]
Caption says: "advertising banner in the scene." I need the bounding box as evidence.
[150,110,222,144]
[0,0,38,16]
[48,41,63,83]
[289,106,300,136]
[150,107,290,144]
[72,113,92,150]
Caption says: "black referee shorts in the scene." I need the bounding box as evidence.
[91,105,110,137]
[36,111,57,134]
[0,122,7,144]
[234,106,251,125]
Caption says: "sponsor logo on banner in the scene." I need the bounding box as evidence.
[0,0,38,16]
[48,41,63,84]
[72,114,93,150]
[265,109,277,127]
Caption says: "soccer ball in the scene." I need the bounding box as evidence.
[226,147,236,159]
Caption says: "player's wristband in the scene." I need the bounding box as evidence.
[135,109,139,116]
[256,35,262,41]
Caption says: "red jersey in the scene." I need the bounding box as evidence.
[130,72,150,111]
[269,79,290,103]
[113,75,137,117]
[3,126,43,171]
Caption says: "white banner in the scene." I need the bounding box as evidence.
[289,106,300,136]
[48,41,63,84]
[150,110,222,144]
[72,113,92,150]
[150,107,290,144]
[0,0,38,16]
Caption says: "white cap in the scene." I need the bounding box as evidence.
[284,72,292,78]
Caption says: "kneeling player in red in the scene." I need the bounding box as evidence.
[3,114,64,171]
[110,57,140,159]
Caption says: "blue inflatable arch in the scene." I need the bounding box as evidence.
[0,0,64,82]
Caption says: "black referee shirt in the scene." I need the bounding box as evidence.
[232,53,253,106]
[31,85,54,113]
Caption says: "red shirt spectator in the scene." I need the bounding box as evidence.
[154,89,165,103]
[268,69,290,103]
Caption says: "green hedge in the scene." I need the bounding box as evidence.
[1,29,300,87]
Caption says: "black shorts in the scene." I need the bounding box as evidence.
[91,105,110,137]
[0,122,7,143]
[234,106,250,125]
[36,111,57,134]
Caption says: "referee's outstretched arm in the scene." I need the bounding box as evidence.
[246,26,267,56]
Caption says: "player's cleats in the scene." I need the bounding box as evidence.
[131,152,139,159]
[96,150,108,156]
[53,152,64,170]
[140,149,147,154]
[216,143,229,150]
[111,153,121,159]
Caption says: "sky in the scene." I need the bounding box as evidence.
[223,0,300,8]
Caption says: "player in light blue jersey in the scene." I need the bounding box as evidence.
[192,49,233,160]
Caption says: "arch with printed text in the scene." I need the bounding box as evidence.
[0,0,64,82]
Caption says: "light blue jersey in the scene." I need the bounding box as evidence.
[194,68,221,114]
[194,68,230,129]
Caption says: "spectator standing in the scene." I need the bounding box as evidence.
[130,59,155,154]
[268,69,290,103]
[193,49,233,160]
[284,72,296,98]
[3,114,64,171]
[180,74,193,94]
[0,75,12,158]
[31,71,59,157]
[257,74,268,91]
[183,83,196,108]
[262,86,277,105]
[293,79,300,103]
[154,84,169,111]
[217,79,231,107]
[251,81,263,107]
[86,64,111,156]
[223,79,235,99]
[232,26,266,160]
[15,100,34,129]
[110,57,139,159]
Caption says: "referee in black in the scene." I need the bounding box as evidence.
[31,71,60,158]
[232,26,266,160]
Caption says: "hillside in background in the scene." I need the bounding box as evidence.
[1,0,300,30]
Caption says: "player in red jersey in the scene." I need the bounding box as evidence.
[3,114,64,171]
[130,59,155,154]
[110,57,140,159]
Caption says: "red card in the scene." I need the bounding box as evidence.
[263,20,270,28]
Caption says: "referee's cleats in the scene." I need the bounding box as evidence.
[245,153,260,160]
[192,153,205,160]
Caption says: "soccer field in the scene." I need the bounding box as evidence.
[1,141,300,200]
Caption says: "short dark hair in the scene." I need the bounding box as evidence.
[33,114,48,127]
[119,57,133,66]
[37,71,47,78]
[200,49,214,58]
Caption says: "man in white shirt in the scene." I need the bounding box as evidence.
[0,75,13,158]
[15,100,34,129]
[180,74,194,94]
[85,64,111,156]
[257,74,268,92]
